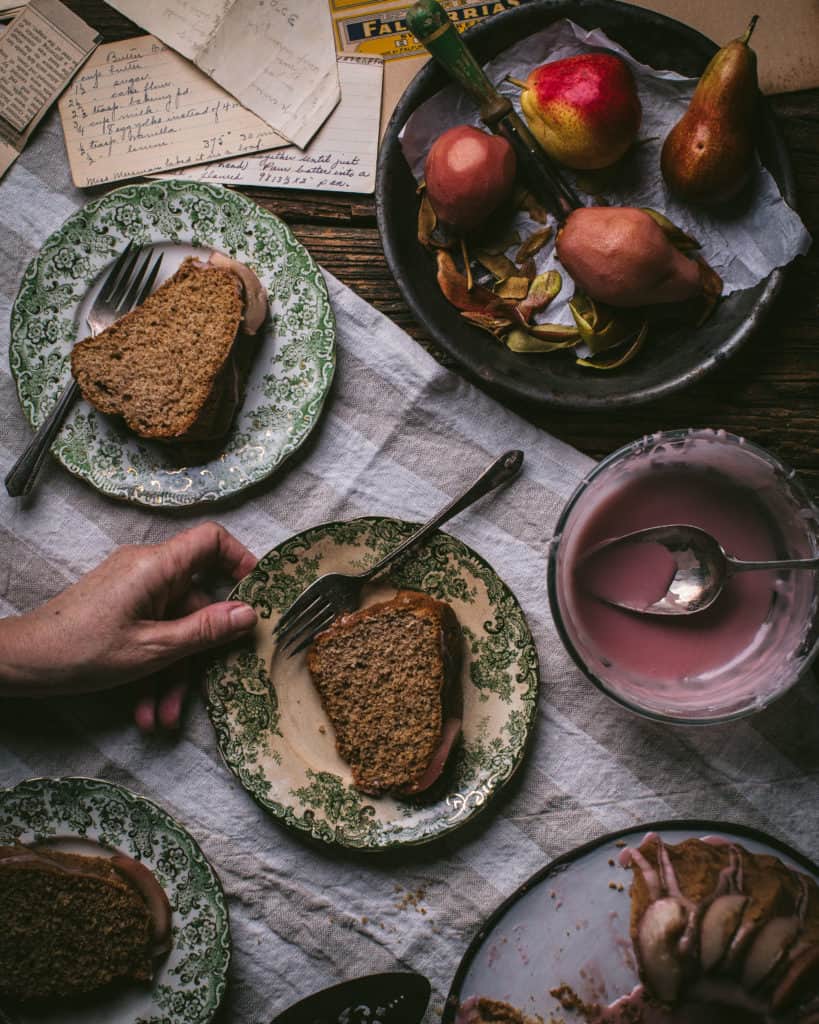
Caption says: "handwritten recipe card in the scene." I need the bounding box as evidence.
[166,55,384,195]
[106,0,340,147]
[58,36,289,188]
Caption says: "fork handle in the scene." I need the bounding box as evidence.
[5,377,80,497]
[361,449,524,581]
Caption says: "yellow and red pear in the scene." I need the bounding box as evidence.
[517,53,641,170]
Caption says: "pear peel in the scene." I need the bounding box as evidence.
[641,208,701,252]
[516,270,562,324]
[418,168,720,370]
[507,327,578,353]
[461,311,516,338]
[515,225,554,263]
[435,250,513,316]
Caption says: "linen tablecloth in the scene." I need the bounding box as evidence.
[2,114,819,1024]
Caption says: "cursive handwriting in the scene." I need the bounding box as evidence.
[59,37,287,186]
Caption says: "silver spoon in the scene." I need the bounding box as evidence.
[581,524,819,616]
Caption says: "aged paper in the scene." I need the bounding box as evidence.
[329,0,521,134]
[58,36,289,188]
[627,0,819,94]
[0,0,98,177]
[329,0,819,117]
[164,54,383,194]
[106,0,340,148]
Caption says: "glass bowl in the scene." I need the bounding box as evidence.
[547,429,819,724]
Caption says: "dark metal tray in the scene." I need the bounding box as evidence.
[376,1,796,410]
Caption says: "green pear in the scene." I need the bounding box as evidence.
[661,17,759,205]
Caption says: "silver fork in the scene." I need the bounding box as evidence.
[274,449,524,656]
[5,243,164,498]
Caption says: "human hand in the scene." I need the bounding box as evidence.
[0,522,258,731]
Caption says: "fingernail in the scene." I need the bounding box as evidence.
[229,603,257,630]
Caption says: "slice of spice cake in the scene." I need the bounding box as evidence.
[0,844,171,1003]
[306,590,462,796]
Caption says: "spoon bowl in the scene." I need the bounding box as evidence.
[583,523,819,616]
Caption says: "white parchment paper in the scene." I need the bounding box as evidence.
[400,20,811,325]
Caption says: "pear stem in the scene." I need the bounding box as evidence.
[505,75,528,91]
[741,14,759,45]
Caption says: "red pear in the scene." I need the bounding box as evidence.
[424,125,517,233]
[518,53,641,170]
[661,18,759,205]
[555,207,710,307]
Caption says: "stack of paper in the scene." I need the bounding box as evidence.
[0,0,98,177]
[106,0,340,148]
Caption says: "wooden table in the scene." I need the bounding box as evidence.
[66,1,819,496]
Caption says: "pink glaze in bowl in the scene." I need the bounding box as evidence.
[548,429,819,724]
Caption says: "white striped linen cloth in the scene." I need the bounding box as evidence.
[2,114,819,1024]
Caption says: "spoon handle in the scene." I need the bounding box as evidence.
[359,450,523,581]
[728,554,819,572]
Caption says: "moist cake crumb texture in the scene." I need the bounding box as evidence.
[306,590,460,794]
[71,257,243,440]
[0,850,154,1002]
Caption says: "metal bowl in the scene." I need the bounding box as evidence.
[375,0,796,410]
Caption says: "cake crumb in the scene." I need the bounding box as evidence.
[550,984,601,1021]
[395,885,428,913]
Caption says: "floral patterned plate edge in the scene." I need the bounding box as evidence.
[9,180,336,508]
[0,776,230,1024]
[205,517,540,852]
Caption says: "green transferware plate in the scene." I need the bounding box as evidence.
[9,180,335,507]
[205,517,540,851]
[0,776,230,1024]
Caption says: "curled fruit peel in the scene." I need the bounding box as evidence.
[435,250,513,316]
[496,275,531,300]
[475,249,519,282]
[419,180,711,371]
[516,270,562,324]
[507,327,578,353]
[461,311,516,337]
[641,208,701,252]
[576,318,649,369]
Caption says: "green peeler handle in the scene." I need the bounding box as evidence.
[406,0,511,124]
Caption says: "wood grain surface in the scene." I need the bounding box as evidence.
[60,1,819,496]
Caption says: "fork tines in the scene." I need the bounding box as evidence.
[273,588,336,656]
[99,242,164,311]
[98,241,135,304]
